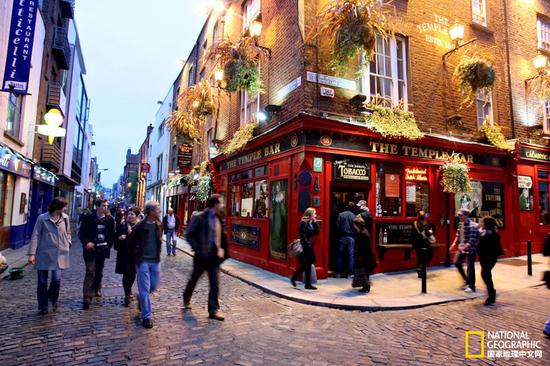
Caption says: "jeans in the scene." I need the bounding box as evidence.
[83,247,108,300]
[337,236,355,276]
[136,261,161,320]
[454,251,476,290]
[37,270,61,311]
[166,230,176,255]
[480,260,496,298]
[545,315,550,334]
[183,256,220,314]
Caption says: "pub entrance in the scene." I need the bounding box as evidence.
[329,184,370,276]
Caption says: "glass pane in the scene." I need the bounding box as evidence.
[0,171,5,226]
[406,182,430,217]
[539,171,549,179]
[376,163,402,216]
[230,185,241,216]
[3,173,15,225]
[241,182,254,217]
[539,182,550,224]
[254,180,268,218]
[269,180,288,260]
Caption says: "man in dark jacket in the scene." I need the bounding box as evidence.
[336,202,357,278]
[127,201,163,329]
[183,194,228,321]
[78,198,116,309]
[162,208,180,256]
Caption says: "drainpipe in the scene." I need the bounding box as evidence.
[503,0,516,139]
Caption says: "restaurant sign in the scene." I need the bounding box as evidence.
[231,224,260,250]
[405,167,428,182]
[520,147,550,163]
[0,146,31,178]
[178,143,193,167]
[333,159,370,182]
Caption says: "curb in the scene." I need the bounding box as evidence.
[174,242,546,312]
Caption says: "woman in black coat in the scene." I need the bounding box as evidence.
[412,211,435,278]
[291,208,320,290]
[477,216,503,306]
[352,216,377,293]
[115,207,141,306]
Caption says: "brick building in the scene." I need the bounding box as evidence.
[170,0,550,278]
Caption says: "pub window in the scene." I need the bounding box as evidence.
[472,0,487,26]
[405,181,430,217]
[539,172,550,224]
[188,65,195,87]
[476,89,493,128]
[241,182,254,217]
[230,185,241,216]
[243,0,261,30]
[376,163,402,217]
[269,179,288,260]
[361,35,408,107]
[6,93,23,138]
[455,181,505,228]
[240,65,260,126]
[538,16,550,52]
[254,179,268,218]
[255,165,267,177]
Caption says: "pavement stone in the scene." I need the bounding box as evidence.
[0,239,549,365]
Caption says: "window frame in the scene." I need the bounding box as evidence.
[471,0,488,27]
[543,101,550,134]
[476,89,494,128]
[538,16,550,52]
[243,0,261,31]
[6,92,23,139]
[361,35,408,108]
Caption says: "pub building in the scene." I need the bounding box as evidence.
[212,116,514,278]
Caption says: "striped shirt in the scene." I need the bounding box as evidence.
[457,219,479,253]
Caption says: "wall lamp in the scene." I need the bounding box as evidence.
[248,20,272,58]
[257,104,281,123]
[442,21,477,64]
[524,53,549,85]
[350,94,368,113]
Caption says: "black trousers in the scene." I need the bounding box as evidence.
[480,260,496,297]
[83,247,108,300]
[415,247,434,273]
[122,271,136,296]
[292,260,312,286]
[183,256,220,314]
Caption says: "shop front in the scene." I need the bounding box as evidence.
[213,117,515,278]
[27,165,58,241]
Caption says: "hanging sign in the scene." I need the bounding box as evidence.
[333,159,370,182]
[2,0,39,93]
[517,175,533,189]
[178,143,193,167]
[140,163,151,173]
[405,167,428,182]
[520,148,550,162]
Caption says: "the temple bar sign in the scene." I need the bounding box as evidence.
[369,142,474,164]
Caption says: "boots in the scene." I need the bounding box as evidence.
[484,289,496,306]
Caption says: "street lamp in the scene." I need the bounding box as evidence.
[37,108,66,144]
[442,21,477,64]
[532,53,548,71]
[214,68,224,83]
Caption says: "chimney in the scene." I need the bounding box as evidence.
[147,123,154,137]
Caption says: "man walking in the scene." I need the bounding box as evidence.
[183,195,228,321]
[162,208,180,256]
[78,199,116,309]
[336,202,357,278]
[451,208,479,293]
[127,201,163,329]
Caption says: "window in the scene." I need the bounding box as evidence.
[156,154,163,181]
[213,21,220,44]
[269,179,288,260]
[539,172,550,224]
[476,89,493,127]
[544,101,550,134]
[241,182,254,217]
[188,65,195,87]
[0,171,15,226]
[405,182,430,217]
[472,0,487,26]
[230,170,270,218]
[538,16,550,52]
[240,90,260,126]
[158,122,165,140]
[361,35,408,107]
[6,93,22,138]
[243,0,261,29]
[376,163,402,217]
[254,179,268,218]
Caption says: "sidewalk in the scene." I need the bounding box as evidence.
[173,236,548,311]
[0,245,30,280]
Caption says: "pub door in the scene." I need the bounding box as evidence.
[329,185,369,276]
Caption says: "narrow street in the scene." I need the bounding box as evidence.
[0,242,549,366]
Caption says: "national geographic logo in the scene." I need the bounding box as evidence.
[465,331,543,359]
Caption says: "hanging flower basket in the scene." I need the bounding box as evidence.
[440,159,473,194]
[225,59,262,95]
[366,104,424,140]
[196,176,211,203]
[454,56,496,104]
[479,119,513,151]
[199,161,210,176]
[224,123,258,155]
[313,0,392,73]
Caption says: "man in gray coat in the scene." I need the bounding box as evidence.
[28,197,71,315]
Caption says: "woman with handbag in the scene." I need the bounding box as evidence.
[290,208,319,290]
[352,216,376,293]
[115,207,141,306]
[478,216,504,306]
[412,211,435,278]
[27,197,71,315]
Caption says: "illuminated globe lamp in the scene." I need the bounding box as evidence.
[532,53,548,72]
[214,68,224,83]
[449,21,465,46]
[37,108,66,144]
[249,20,263,38]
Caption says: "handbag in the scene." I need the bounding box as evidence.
[352,267,368,288]
[287,239,303,257]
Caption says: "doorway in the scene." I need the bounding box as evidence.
[329,185,369,275]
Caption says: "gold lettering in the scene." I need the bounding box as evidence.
[390,144,398,155]
[371,142,379,153]
[418,148,428,158]
[467,154,474,163]
[402,146,411,156]
[428,150,437,159]
[380,143,390,154]
[411,147,419,157]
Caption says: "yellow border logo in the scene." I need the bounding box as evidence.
[465,331,485,359]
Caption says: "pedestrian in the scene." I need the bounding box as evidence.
[127,201,163,329]
[351,216,376,293]
[477,216,503,306]
[183,195,228,321]
[78,198,116,309]
[356,200,373,230]
[336,202,357,278]
[290,208,320,290]
[115,207,141,306]
[27,197,71,315]
[412,211,435,278]
[450,208,479,293]
[162,207,180,256]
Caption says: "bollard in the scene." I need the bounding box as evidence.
[421,248,427,294]
[527,240,532,276]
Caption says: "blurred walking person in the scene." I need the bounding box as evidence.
[78,198,116,309]
[28,197,71,315]
[115,207,141,306]
[450,208,479,293]
[162,208,180,256]
[351,216,376,293]
[477,217,503,306]
[290,208,320,290]
[183,195,228,321]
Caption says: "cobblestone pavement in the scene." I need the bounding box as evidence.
[1,243,549,366]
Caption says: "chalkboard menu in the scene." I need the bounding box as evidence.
[178,143,193,167]
[375,223,437,245]
[231,224,260,250]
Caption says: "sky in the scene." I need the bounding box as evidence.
[75,1,207,187]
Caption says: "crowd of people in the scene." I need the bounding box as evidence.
[27,195,227,329]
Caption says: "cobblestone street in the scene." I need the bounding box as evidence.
[0,244,549,366]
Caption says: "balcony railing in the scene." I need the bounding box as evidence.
[60,0,75,19]
[53,26,71,70]
[46,81,67,115]
[40,141,62,172]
